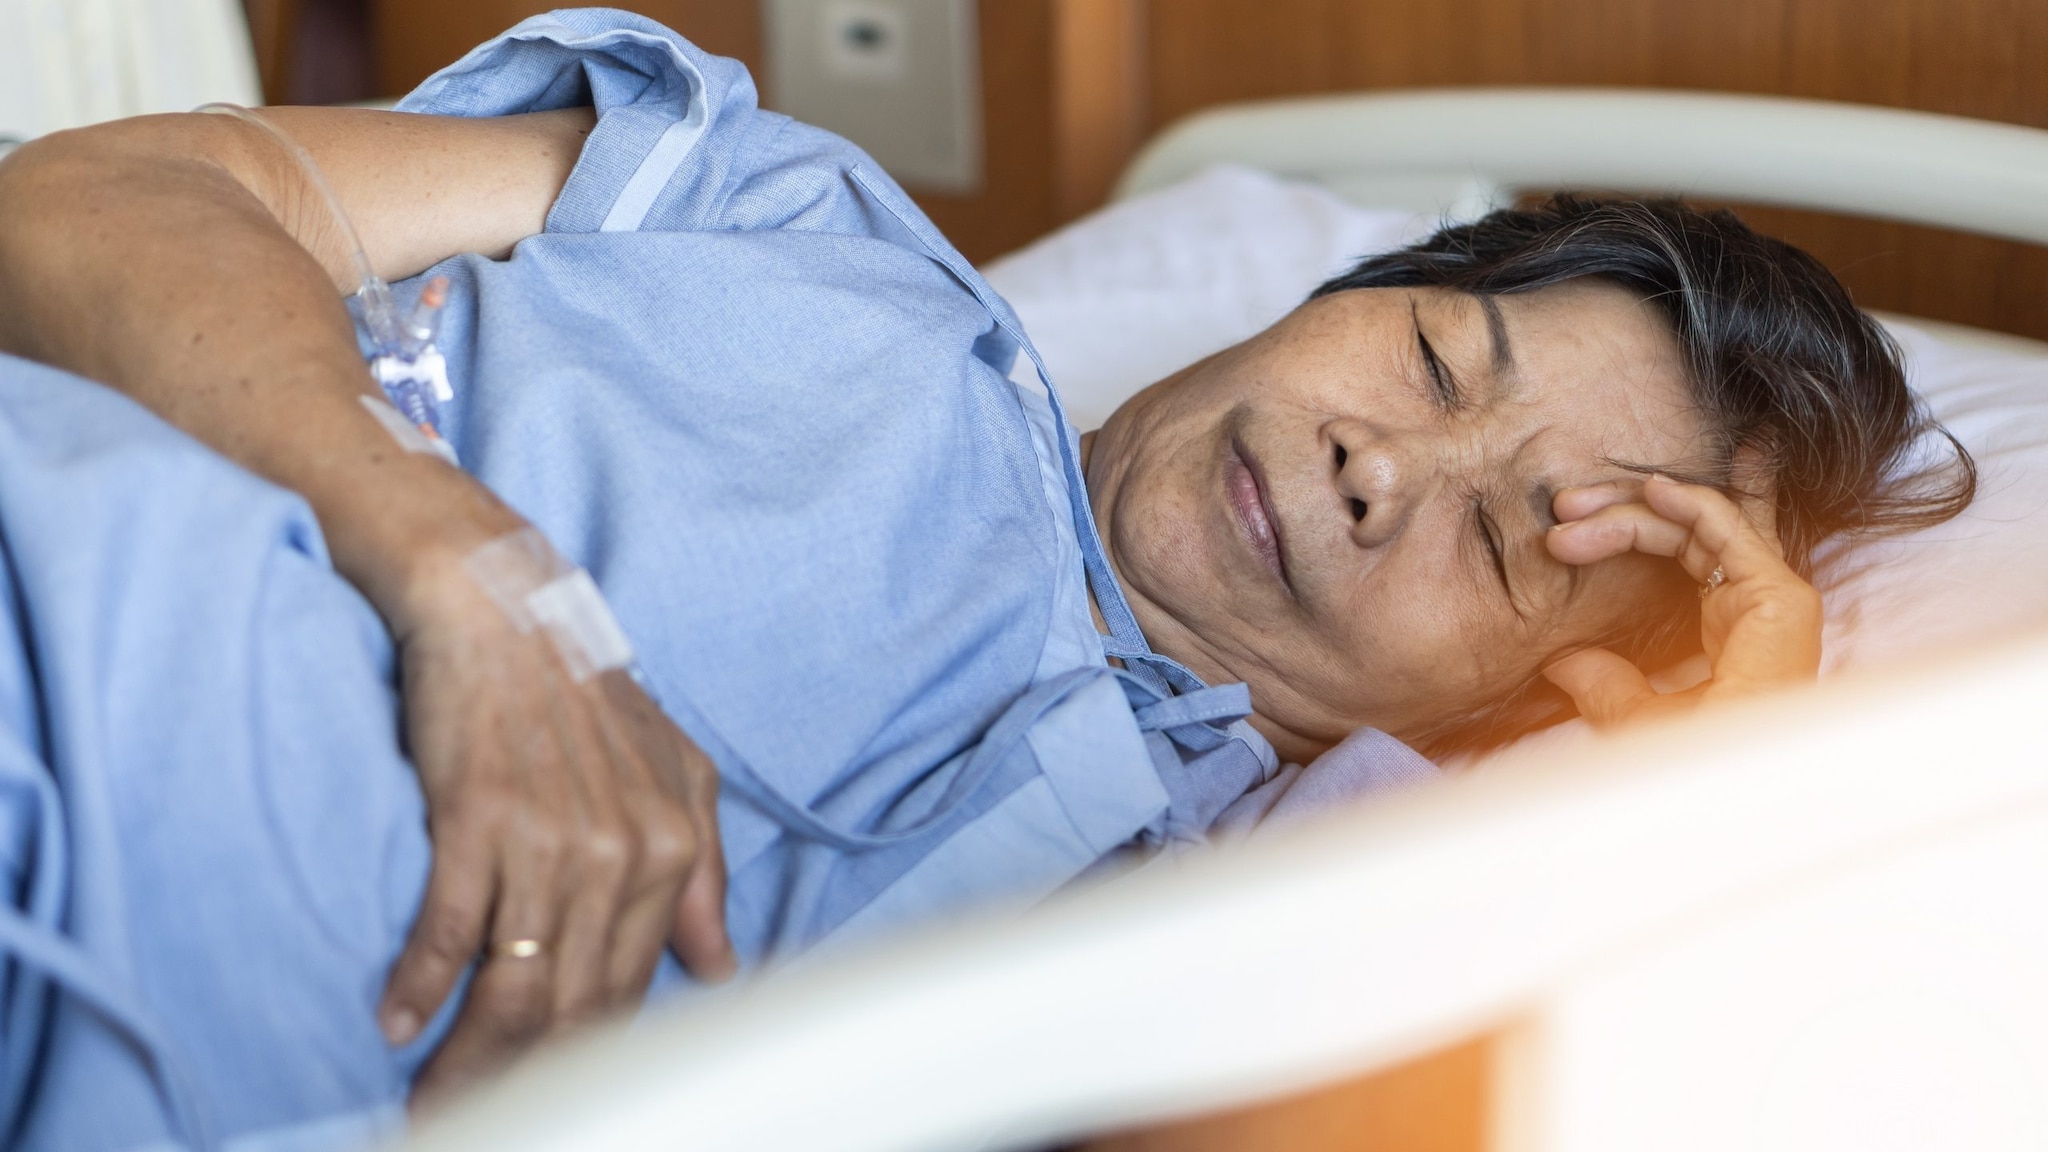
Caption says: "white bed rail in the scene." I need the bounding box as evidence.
[1115,89,2048,245]
[405,632,2048,1152]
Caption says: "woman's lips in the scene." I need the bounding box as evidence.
[1227,443,1292,594]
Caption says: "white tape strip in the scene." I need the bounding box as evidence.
[360,394,441,456]
[524,569,637,681]
[462,529,636,682]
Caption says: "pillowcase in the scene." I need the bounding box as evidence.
[985,166,1433,431]
[984,165,2048,757]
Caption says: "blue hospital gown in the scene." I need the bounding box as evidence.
[0,10,1432,1150]
[403,14,1287,964]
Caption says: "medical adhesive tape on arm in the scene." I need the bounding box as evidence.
[194,102,459,463]
[358,394,442,456]
[187,107,629,687]
[463,529,636,682]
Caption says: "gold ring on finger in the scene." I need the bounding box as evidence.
[1698,564,1726,600]
[489,937,545,961]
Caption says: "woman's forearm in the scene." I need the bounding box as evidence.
[0,110,582,628]
[0,106,741,1072]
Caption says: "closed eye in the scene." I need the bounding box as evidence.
[1412,301,1459,412]
[1475,501,1512,599]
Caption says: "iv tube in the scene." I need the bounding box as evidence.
[194,102,456,459]
[189,104,630,676]
[193,103,406,350]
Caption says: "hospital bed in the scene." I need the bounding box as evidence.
[399,90,2048,1152]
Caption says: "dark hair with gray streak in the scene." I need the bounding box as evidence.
[1313,194,1976,753]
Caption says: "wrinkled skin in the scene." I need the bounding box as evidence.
[1087,280,1822,761]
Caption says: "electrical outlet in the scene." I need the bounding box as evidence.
[765,0,981,192]
[820,1,909,81]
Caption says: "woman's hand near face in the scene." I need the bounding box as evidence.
[1541,472,1823,727]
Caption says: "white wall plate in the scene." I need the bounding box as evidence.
[764,0,983,193]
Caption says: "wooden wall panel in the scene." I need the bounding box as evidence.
[897,0,1148,257]
[1141,0,2048,340]
[1081,1036,1490,1152]
[1720,206,2048,348]
[368,0,1096,263]
[242,0,298,105]
[1147,0,2048,124]
[1053,0,1149,222]
[912,0,1060,262]
[371,0,764,98]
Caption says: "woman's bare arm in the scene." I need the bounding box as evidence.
[0,107,735,1102]
[0,107,591,611]
[257,107,594,287]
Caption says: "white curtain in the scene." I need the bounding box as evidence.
[0,0,261,144]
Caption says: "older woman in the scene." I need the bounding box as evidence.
[0,10,1968,1149]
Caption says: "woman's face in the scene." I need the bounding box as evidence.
[1086,280,1710,760]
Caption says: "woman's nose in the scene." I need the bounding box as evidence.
[1329,423,1420,548]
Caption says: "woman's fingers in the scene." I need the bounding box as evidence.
[380,826,495,1047]
[588,692,702,996]
[1551,478,1641,523]
[1637,473,1780,578]
[410,908,559,1106]
[1547,502,1719,581]
[411,809,573,1104]
[1548,475,1783,586]
[670,813,736,981]
[550,694,672,1019]
[1542,473,1822,730]
[602,675,735,982]
[606,882,688,996]
[1541,648,1659,728]
[542,807,631,1027]
[1703,575,1824,689]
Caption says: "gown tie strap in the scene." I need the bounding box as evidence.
[1128,680,1254,753]
[706,667,1111,852]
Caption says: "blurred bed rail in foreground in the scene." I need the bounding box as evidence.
[402,630,2048,1152]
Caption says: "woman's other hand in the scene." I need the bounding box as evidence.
[1540,471,1823,728]
[380,555,735,1105]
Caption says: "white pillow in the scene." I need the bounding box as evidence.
[986,166,1435,432]
[983,165,2048,693]
[1813,321,2048,671]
